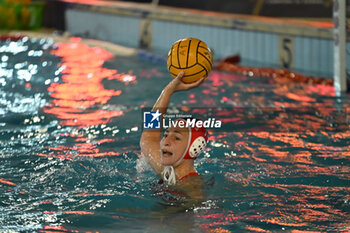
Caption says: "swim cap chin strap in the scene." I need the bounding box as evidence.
[162,166,176,185]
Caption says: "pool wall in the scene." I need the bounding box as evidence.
[63,0,350,78]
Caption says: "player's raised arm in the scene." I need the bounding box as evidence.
[140,71,205,175]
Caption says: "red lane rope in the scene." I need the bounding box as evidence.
[215,55,333,86]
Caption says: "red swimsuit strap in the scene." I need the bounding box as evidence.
[179,172,199,181]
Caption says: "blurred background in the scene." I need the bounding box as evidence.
[44,0,349,32]
[1,0,349,32]
[0,0,349,102]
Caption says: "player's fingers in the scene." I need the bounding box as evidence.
[175,71,185,80]
[185,77,205,89]
[199,77,206,85]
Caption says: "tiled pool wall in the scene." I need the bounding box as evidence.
[64,2,350,78]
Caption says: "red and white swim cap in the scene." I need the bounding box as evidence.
[183,124,208,160]
[171,119,208,167]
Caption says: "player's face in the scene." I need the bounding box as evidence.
[160,125,189,167]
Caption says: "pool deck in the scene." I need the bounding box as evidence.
[0,30,137,56]
[61,0,339,39]
[60,0,349,78]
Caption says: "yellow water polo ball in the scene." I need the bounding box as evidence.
[167,38,213,83]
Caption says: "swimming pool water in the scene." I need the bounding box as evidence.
[0,36,349,232]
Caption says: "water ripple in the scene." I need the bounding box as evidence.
[0,36,349,232]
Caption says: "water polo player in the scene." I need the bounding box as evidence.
[140,71,208,188]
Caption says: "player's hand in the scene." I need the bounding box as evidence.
[167,71,205,92]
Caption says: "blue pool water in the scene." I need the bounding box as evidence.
[0,36,349,233]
